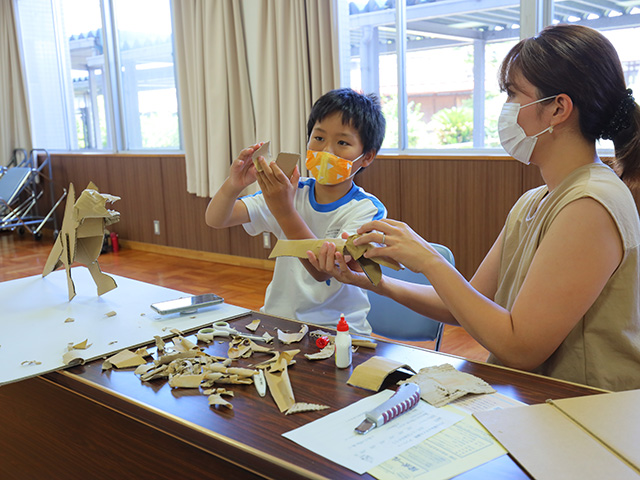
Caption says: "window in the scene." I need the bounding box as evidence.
[16,0,181,152]
[337,0,640,154]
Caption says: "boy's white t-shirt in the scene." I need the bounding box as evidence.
[241,177,386,335]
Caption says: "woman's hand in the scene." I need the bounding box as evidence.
[355,219,442,274]
[307,239,373,290]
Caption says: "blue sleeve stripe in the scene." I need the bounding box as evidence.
[352,187,387,220]
[240,190,263,199]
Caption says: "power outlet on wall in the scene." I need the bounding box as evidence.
[153,220,161,235]
[262,232,271,249]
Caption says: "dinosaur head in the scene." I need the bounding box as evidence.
[74,187,121,226]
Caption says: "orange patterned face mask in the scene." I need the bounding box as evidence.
[305,150,362,185]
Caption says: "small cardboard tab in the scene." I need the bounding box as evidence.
[275,152,300,177]
[347,355,416,391]
[252,141,271,172]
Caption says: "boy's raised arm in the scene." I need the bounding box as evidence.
[254,157,331,282]
[205,144,262,228]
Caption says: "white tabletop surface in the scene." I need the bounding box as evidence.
[0,267,249,386]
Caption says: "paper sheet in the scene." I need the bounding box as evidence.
[368,392,526,480]
[474,390,640,480]
[282,389,462,474]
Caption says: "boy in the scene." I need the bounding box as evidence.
[205,88,386,334]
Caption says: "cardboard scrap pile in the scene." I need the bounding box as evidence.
[101,321,330,414]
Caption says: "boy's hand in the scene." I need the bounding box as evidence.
[307,240,373,290]
[255,156,300,219]
[228,143,263,191]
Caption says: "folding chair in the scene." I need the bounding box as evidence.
[366,243,455,351]
[0,148,66,239]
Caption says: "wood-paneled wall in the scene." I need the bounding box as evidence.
[46,153,637,280]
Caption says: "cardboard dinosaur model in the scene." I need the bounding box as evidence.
[42,182,121,301]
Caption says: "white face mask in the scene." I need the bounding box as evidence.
[498,95,557,165]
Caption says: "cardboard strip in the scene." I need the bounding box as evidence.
[269,234,401,285]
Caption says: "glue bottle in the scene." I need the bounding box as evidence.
[335,313,352,368]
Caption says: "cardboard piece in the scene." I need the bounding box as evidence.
[245,319,260,332]
[275,152,300,177]
[42,182,120,301]
[62,350,85,366]
[269,234,401,285]
[169,374,205,389]
[304,343,335,360]
[277,324,309,344]
[227,337,273,359]
[208,391,234,409]
[62,338,93,366]
[102,349,147,370]
[474,389,640,480]
[252,141,271,172]
[401,363,495,407]
[285,403,330,415]
[252,141,300,177]
[265,350,299,412]
[347,355,416,391]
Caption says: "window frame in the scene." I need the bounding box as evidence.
[15,0,182,154]
[337,0,637,157]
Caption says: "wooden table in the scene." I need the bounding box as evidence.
[0,311,604,480]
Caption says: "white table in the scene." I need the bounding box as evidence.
[0,267,249,386]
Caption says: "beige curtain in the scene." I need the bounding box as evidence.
[254,0,340,158]
[0,0,32,166]
[172,0,256,198]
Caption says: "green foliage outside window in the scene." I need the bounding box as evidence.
[381,94,430,149]
[429,106,473,145]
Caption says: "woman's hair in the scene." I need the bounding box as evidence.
[499,24,640,185]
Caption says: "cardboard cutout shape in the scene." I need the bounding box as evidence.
[42,182,120,300]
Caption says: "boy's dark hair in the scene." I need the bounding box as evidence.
[307,88,386,155]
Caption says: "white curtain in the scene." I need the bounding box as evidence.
[172,0,256,198]
[254,0,340,160]
[0,0,32,166]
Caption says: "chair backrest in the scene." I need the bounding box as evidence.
[366,243,454,351]
[0,167,32,205]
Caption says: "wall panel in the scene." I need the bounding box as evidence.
[160,157,232,253]
[399,158,524,278]
[355,157,402,219]
[103,156,168,245]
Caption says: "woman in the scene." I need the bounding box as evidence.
[308,24,640,391]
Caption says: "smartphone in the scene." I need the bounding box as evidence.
[150,293,224,315]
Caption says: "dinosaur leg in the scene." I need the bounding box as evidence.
[87,261,117,296]
[66,266,77,301]
[42,237,64,277]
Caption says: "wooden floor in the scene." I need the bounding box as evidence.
[0,231,489,361]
